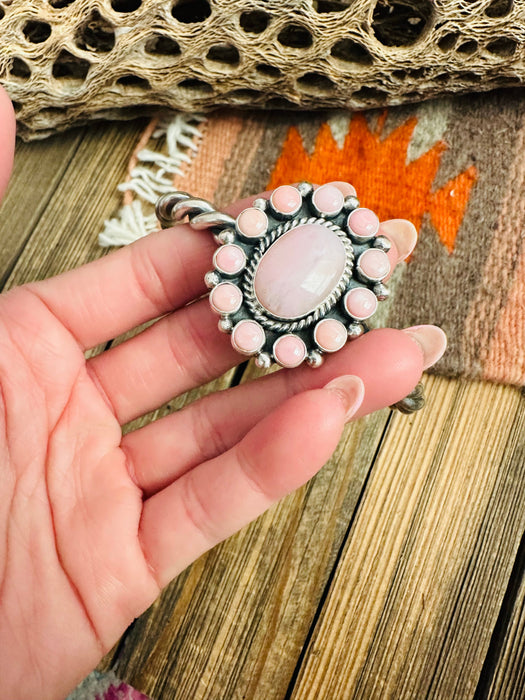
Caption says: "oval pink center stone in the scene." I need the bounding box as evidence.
[254,223,347,319]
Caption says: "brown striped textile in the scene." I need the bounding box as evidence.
[143,89,525,386]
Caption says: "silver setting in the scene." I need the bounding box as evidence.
[343,194,360,211]
[310,186,344,219]
[217,229,236,245]
[356,249,390,284]
[212,244,247,276]
[306,350,324,368]
[373,282,390,301]
[297,181,314,197]
[346,208,379,242]
[218,317,233,333]
[253,198,268,211]
[155,185,423,413]
[255,351,272,369]
[269,186,302,219]
[347,322,364,339]
[155,191,191,228]
[243,217,354,333]
[373,235,392,252]
[191,211,236,230]
[235,208,269,241]
[204,270,221,288]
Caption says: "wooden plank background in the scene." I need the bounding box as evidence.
[1,121,524,700]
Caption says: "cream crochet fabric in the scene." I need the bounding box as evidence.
[0,0,522,140]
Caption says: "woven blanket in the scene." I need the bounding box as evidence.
[99,88,525,388]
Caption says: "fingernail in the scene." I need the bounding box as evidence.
[329,180,357,197]
[402,325,448,369]
[379,219,418,262]
[323,374,365,422]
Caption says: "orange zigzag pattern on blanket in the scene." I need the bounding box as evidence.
[268,113,477,254]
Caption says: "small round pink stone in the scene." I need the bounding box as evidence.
[358,249,390,281]
[237,208,268,238]
[348,208,380,239]
[344,287,378,320]
[271,185,302,215]
[273,334,306,368]
[231,320,265,355]
[314,319,347,353]
[209,282,243,314]
[312,184,344,216]
[214,244,246,275]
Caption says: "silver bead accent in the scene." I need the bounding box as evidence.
[348,322,364,339]
[297,181,313,197]
[255,351,272,369]
[343,195,360,211]
[218,317,233,333]
[373,283,390,301]
[205,270,221,289]
[373,235,392,252]
[306,350,324,368]
[217,229,236,245]
[253,198,268,211]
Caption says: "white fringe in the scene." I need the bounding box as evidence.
[98,112,205,247]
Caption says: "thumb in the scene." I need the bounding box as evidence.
[0,85,16,204]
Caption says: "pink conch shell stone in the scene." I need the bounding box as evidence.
[314,318,347,353]
[348,208,380,239]
[273,334,307,368]
[344,287,378,320]
[214,244,246,275]
[237,208,268,238]
[209,282,243,314]
[254,223,347,320]
[358,249,390,281]
[312,184,344,216]
[271,185,302,215]
[231,320,265,355]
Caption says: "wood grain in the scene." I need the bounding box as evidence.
[0,128,84,287]
[3,120,148,290]
[291,375,525,700]
[2,120,525,700]
[107,404,392,699]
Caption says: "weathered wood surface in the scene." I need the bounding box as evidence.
[1,123,524,700]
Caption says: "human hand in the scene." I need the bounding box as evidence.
[0,87,446,700]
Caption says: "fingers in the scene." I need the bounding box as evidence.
[87,296,239,424]
[0,85,16,204]
[122,327,442,496]
[86,215,417,425]
[22,195,261,351]
[138,378,363,587]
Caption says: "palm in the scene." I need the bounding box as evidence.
[0,89,430,700]
[0,287,159,698]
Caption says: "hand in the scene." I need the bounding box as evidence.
[0,87,446,700]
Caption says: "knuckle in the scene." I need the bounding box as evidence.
[191,398,231,463]
[235,442,271,500]
[181,471,218,545]
[130,245,177,316]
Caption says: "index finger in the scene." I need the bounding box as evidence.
[21,194,260,350]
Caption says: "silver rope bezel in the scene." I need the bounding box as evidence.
[242,217,354,333]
